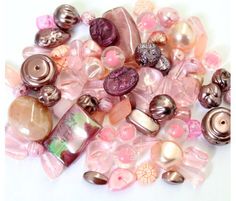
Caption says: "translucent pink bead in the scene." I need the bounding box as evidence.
[114,144,137,168]
[52,98,75,119]
[182,58,206,75]
[98,127,117,142]
[99,97,113,112]
[132,91,153,113]
[117,123,136,142]
[137,12,158,32]
[67,40,83,72]
[170,48,185,66]
[157,7,180,28]
[81,11,95,25]
[5,64,22,89]
[22,46,50,59]
[133,136,159,155]
[188,119,202,139]
[202,51,222,70]
[183,146,209,170]
[164,118,189,143]
[174,107,191,122]
[133,0,155,16]
[82,39,102,58]
[101,46,125,70]
[13,84,29,97]
[36,15,56,30]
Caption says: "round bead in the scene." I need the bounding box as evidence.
[170,48,185,65]
[77,94,99,114]
[38,85,61,107]
[198,83,222,109]
[117,123,136,142]
[201,107,230,145]
[136,12,157,32]
[83,171,108,185]
[148,31,168,46]
[149,94,176,122]
[101,46,125,70]
[82,40,102,58]
[162,170,185,184]
[211,68,231,92]
[135,43,161,67]
[98,97,113,112]
[54,4,80,30]
[157,7,180,28]
[89,18,119,47]
[202,51,222,70]
[174,107,191,122]
[8,96,52,141]
[98,127,117,142]
[21,54,57,89]
[103,67,139,96]
[154,55,172,75]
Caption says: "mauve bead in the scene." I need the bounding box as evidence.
[162,170,185,185]
[89,18,119,47]
[211,68,231,92]
[99,97,113,112]
[77,94,99,114]
[157,7,180,28]
[38,85,61,107]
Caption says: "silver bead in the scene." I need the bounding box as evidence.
[77,94,99,114]
[212,68,230,92]
[38,85,61,107]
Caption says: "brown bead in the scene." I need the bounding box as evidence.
[35,28,70,48]
[148,31,168,46]
[38,85,61,107]
[54,4,80,30]
[154,55,172,76]
[198,83,222,109]
[201,107,230,145]
[149,94,176,122]
[83,171,108,185]
[21,54,57,90]
[77,94,99,114]
[162,170,185,184]
[212,68,231,92]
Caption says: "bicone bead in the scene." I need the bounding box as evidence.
[157,7,180,28]
[187,119,202,139]
[136,12,157,33]
[36,15,56,30]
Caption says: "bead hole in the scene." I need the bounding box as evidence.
[35,65,40,71]
[221,121,225,125]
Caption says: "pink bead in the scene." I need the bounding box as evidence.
[5,64,22,89]
[82,39,102,58]
[101,46,125,70]
[114,144,137,168]
[98,127,117,142]
[52,98,75,119]
[68,40,83,72]
[133,136,160,155]
[27,142,45,157]
[174,107,191,122]
[108,168,136,191]
[224,90,231,104]
[36,15,56,30]
[182,58,206,75]
[117,123,136,142]
[137,12,157,32]
[132,91,153,113]
[99,97,113,112]
[183,146,209,170]
[13,84,29,97]
[202,51,222,70]
[157,7,180,28]
[133,0,155,16]
[170,48,185,66]
[187,119,202,139]
[40,151,64,179]
[81,11,95,25]
[86,140,114,174]
[22,46,50,59]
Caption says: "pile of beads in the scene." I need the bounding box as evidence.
[5,0,230,191]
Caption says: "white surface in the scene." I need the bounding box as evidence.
[5,0,230,201]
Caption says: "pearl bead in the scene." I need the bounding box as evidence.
[157,7,179,28]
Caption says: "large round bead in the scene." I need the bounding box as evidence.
[211,68,231,92]
[8,96,53,141]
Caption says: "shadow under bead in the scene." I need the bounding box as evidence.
[38,85,61,107]
[201,107,230,145]
[198,83,222,109]
[77,94,99,114]
[212,68,231,92]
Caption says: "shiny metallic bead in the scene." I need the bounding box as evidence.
[212,68,231,92]
[148,31,168,46]
[162,170,185,184]
[21,54,57,89]
[38,85,61,107]
[201,107,230,145]
[149,94,176,122]
[154,55,172,76]
[54,4,80,30]
[77,94,99,114]
[35,28,70,48]
[198,83,222,109]
[83,171,108,185]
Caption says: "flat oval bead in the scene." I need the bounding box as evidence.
[83,171,108,185]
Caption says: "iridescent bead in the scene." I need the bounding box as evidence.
[38,85,61,107]
[117,122,136,142]
[22,46,50,59]
[157,7,180,28]
[136,12,157,33]
[36,15,56,30]
[97,127,117,142]
[154,55,172,76]
[101,46,125,70]
[202,51,222,70]
[148,31,168,46]
[133,0,155,16]
[82,39,102,59]
[81,11,95,25]
[187,119,202,139]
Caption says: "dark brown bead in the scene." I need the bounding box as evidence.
[201,107,230,145]
[54,4,80,30]
[149,94,176,122]
[212,68,231,92]
[20,54,57,89]
[35,28,70,48]
[162,170,185,184]
[198,83,222,109]
[77,94,99,114]
[154,55,171,75]
[38,85,61,107]
[83,171,108,185]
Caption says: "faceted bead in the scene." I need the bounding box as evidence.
[101,46,125,70]
[224,89,231,105]
[108,168,136,191]
[5,64,22,88]
[148,31,168,46]
[108,99,132,125]
[52,98,75,119]
[82,39,102,59]
[133,0,155,16]
[99,97,113,112]
[117,123,136,142]
[22,46,51,59]
[8,96,53,141]
[174,107,191,122]
[157,7,180,28]
[187,119,202,139]
[136,12,157,33]
[81,11,95,25]
[36,15,56,30]
[68,40,83,72]
[202,51,222,70]
[98,127,117,142]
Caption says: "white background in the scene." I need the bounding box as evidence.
[4,0,230,201]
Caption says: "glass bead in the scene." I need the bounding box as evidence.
[202,51,222,70]
[136,12,158,33]
[117,122,136,142]
[187,119,202,139]
[98,127,117,142]
[157,7,180,28]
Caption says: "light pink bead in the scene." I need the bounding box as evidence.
[101,46,125,70]
[183,146,209,170]
[114,144,137,168]
[133,0,155,16]
[98,127,117,142]
[133,136,160,155]
[99,97,113,112]
[170,48,185,65]
[157,7,180,28]
[22,46,50,59]
[5,64,22,88]
[132,91,153,113]
[183,58,206,75]
[174,107,191,122]
[117,123,136,142]
[52,98,75,119]
[188,119,202,139]
[68,40,83,72]
[202,51,222,70]
[36,15,56,30]
[108,168,136,191]
[224,90,231,104]
[82,39,102,58]
[27,142,45,157]
[81,11,95,25]
[137,12,157,32]
[13,84,29,97]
